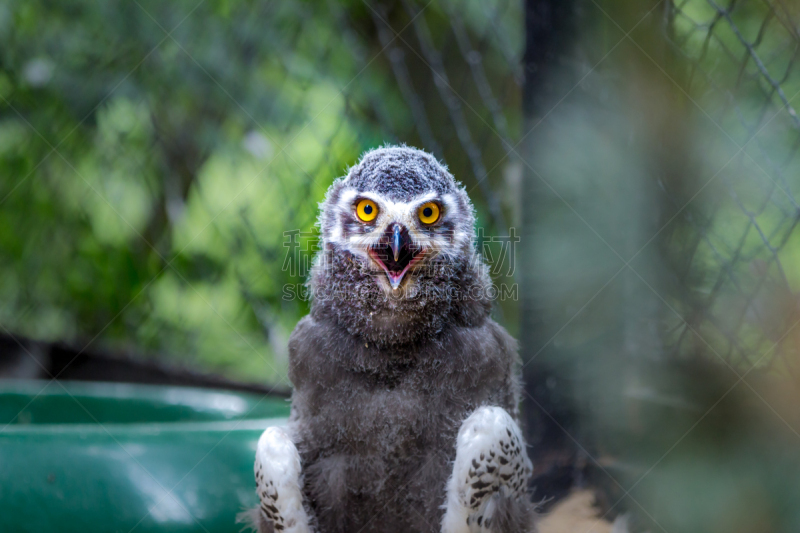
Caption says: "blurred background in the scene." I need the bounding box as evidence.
[2,0,800,531]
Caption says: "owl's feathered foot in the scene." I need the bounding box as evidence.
[441,406,535,533]
[240,427,312,533]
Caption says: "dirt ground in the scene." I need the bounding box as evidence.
[538,490,614,533]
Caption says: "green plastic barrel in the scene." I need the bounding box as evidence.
[0,380,290,533]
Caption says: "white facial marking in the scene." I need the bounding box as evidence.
[325,188,468,285]
[441,192,469,248]
[329,188,360,243]
[351,190,440,249]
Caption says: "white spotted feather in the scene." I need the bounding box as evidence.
[441,406,533,533]
[254,427,311,533]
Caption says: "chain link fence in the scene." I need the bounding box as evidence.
[662,0,800,376]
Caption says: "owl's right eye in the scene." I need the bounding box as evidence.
[355,199,378,222]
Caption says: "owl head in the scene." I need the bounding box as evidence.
[310,146,492,344]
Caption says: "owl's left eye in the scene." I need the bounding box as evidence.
[418,202,440,225]
[355,199,379,222]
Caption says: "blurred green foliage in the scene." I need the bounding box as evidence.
[0,0,522,384]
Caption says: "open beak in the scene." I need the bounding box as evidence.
[368,223,424,290]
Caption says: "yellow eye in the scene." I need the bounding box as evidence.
[356,199,378,222]
[418,202,440,225]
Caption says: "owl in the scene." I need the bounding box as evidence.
[244,146,535,533]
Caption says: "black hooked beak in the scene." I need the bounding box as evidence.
[391,224,403,262]
[368,223,424,290]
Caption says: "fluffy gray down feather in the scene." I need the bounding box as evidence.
[244,146,535,533]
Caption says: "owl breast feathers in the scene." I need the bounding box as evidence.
[246,146,535,533]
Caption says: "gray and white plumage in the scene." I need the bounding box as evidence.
[442,407,533,533]
[247,146,535,533]
[252,428,311,533]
